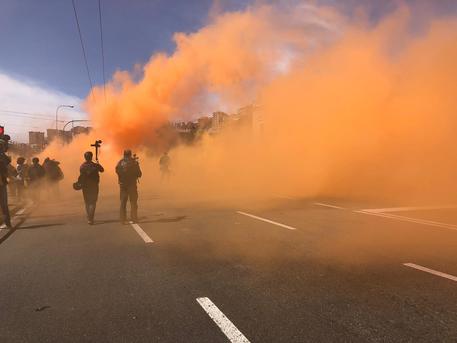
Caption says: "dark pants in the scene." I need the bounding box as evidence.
[82,184,99,222]
[0,185,11,227]
[120,183,138,221]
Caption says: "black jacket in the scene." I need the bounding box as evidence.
[115,158,142,186]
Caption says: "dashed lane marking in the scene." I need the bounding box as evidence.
[403,263,457,282]
[130,223,154,243]
[354,210,457,231]
[237,211,297,230]
[314,202,345,210]
[358,205,457,213]
[196,297,250,343]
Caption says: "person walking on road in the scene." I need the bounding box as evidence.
[79,151,104,225]
[115,150,142,224]
[0,139,12,229]
[43,157,64,199]
[159,151,171,181]
[28,157,45,203]
[15,157,29,202]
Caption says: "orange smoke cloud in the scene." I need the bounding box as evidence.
[86,4,340,150]
[50,3,457,204]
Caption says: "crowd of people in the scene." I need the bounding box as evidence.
[0,135,172,228]
[6,156,64,204]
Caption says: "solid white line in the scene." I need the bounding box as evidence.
[403,263,457,282]
[354,210,457,231]
[314,202,345,210]
[130,223,154,243]
[237,211,297,230]
[359,205,457,213]
[196,297,250,343]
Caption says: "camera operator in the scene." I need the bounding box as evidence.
[79,151,104,225]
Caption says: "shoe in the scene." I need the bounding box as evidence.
[88,220,94,225]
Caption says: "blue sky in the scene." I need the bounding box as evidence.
[0,0,250,98]
[0,0,456,141]
[0,0,249,140]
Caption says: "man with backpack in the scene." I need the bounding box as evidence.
[79,151,104,225]
[115,150,142,224]
[43,157,64,199]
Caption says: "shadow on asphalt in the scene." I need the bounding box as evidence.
[0,215,28,245]
[0,228,15,245]
[93,219,122,225]
[140,215,187,223]
[17,223,64,230]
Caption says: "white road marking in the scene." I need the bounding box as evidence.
[237,211,297,230]
[196,297,250,343]
[403,263,457,282]
[130,223,154,243]
[355,210,457,231]
[314,202,345,210]
[358,205,457,213]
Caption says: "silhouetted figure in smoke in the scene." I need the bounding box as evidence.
[16,157,29,202]
[28,157,45,203]
[159,151,171,181]
[43,157,64,199]
[7,163,17,199]
[0,139,12,228]
[116,150,142,224]
[79,151,104,225]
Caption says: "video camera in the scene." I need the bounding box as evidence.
[90,140,102,162]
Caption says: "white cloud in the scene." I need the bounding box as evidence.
[0,71,87,143]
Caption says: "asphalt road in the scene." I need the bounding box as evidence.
[0,190,456,342]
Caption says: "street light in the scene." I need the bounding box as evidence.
[55,105,74,131]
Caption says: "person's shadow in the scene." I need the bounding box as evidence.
[139,215,187,224]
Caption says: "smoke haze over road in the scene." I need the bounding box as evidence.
[45,2,457,204]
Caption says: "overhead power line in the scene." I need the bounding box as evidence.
[0,109,55,118]
[0,109,70,122]
[72,0,94,95]
[98,0,107,102]
[0,112,68,122]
